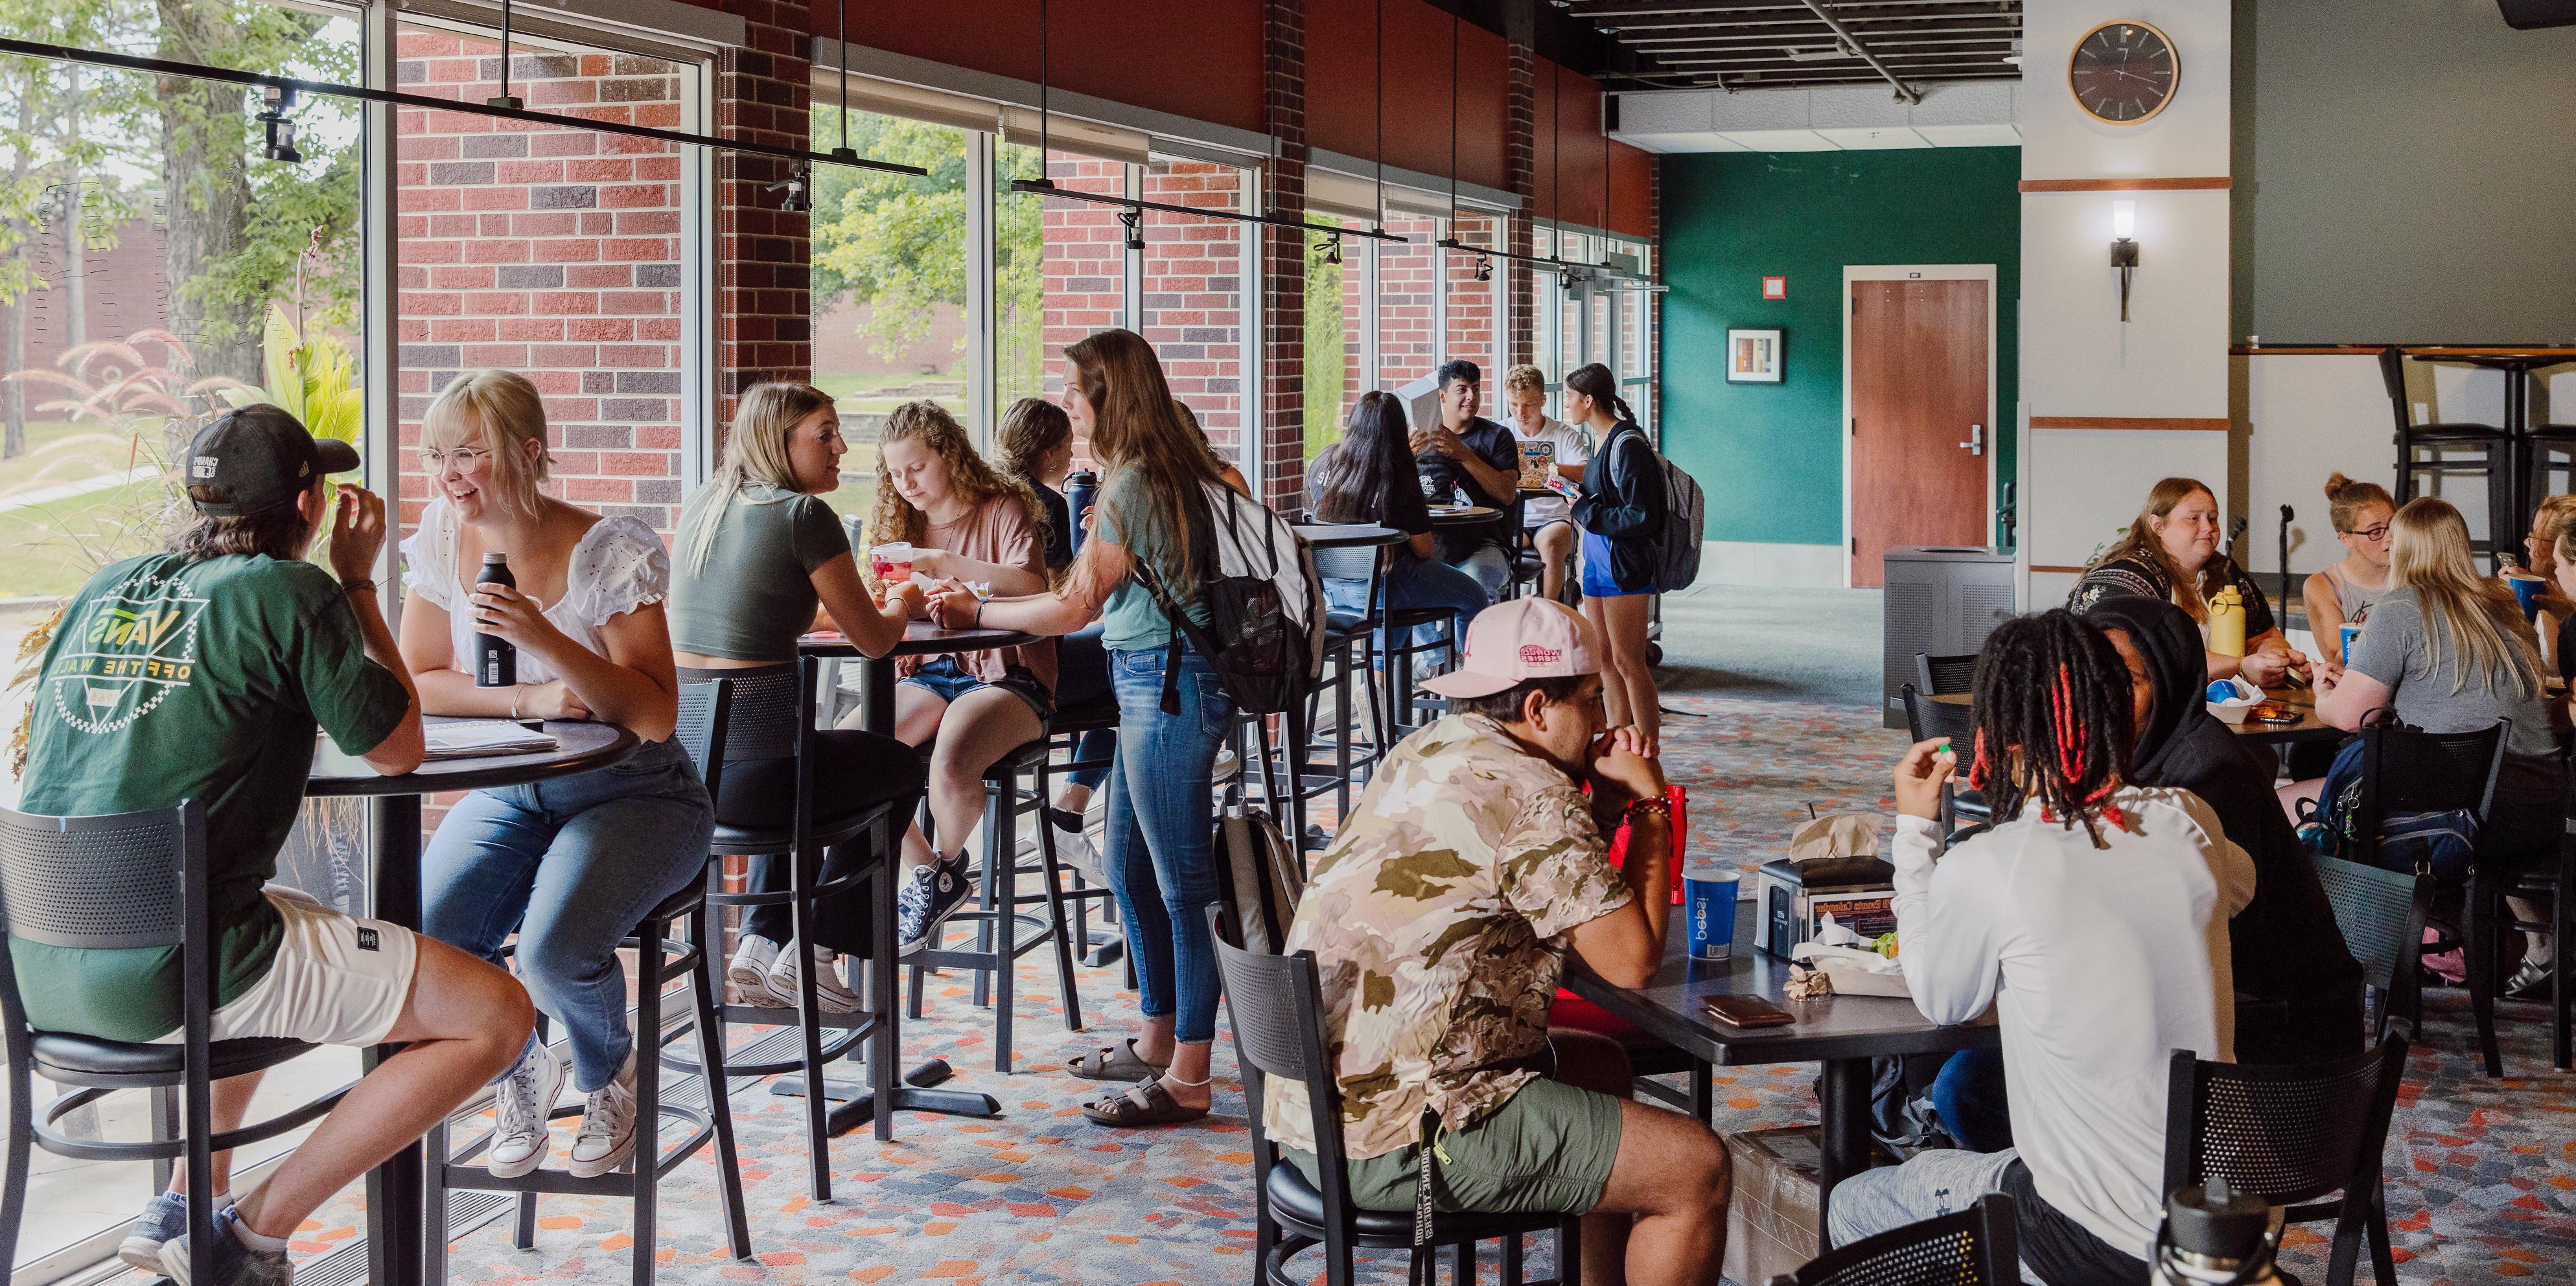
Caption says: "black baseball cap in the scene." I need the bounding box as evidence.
[184,404,361,516]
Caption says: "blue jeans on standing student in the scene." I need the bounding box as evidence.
[1104,643,1232,1044]
[423,737,715,1091]
[1057,624,1117,793]
[1325,550,1493,669]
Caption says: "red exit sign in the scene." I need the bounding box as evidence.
[1761,275,1787,299]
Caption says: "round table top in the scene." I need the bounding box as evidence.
[309,718,639,796]
[1293,522,1406,549]
[1428,505,1499,526]
[800,621,1039,658]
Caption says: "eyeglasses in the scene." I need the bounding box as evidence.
[2343,523,2390,542]
[418,445,492,471]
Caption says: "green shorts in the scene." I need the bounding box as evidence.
[1285,1077,1625,1216]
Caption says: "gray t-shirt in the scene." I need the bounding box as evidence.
[669,482,850,661]
[2348,587,2562,801]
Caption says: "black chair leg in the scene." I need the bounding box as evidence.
[870,813,899,1143]
[990,780,1019,1074]
[1455,1239,1476,1285]
[690,907,754,1258]
[2325,1195,2367,1286]
[423,1112,451,1282]
[0,1061,32,1286]
[632,919,664,1286]
[1500,1233,1525,1286]
[2553,872,2571,1072]
[1690,1059,1713,1124]
[2468,877,2504,1077]
[2365,1180,2397,1286]
[1034,783,1087,1034]
[784,852,833,1200]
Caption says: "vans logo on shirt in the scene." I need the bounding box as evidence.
[355,928,380,951]
[47,571,203,735]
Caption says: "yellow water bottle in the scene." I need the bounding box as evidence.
[2208,586,2247,658]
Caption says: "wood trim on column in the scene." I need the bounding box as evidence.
[2029,415,2230,431]
[2030,564,2094,574]
[2018,177,2231,192]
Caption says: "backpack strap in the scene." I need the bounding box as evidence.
[1126,483,1225,716]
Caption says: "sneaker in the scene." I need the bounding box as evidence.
[896,852,974,956]
[567,1051,639,1178]
[765,940,862,1013]
[1212,748,1240,782]
[485,1039,565,1178]
[121,1191,229,1272]
[1047,807,1105,886]
[161,1206,291,1286]
[726,934,781,1005]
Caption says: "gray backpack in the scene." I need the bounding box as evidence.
[1607,425,1704,591]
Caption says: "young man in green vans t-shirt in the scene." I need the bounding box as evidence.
[16,405,534,1286]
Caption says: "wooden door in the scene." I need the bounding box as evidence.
[1849,278,1990,587]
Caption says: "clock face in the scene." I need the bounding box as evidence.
[2069,21,2179,124]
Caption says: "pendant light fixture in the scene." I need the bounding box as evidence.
[1435,41,1567,273]
[489,0,521,109]
[826,0,859,164]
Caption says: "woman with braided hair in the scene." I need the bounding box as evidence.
[1830,609,2255,1286]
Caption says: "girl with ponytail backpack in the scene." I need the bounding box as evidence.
[1565,362,1701,757]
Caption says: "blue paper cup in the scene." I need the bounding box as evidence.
[2339,623,2360,660]
[2507,571,2545,621]
[1684,872,1740,959]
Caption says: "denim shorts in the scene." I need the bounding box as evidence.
[900,654,1054,721]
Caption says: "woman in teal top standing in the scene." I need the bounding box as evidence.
[927,328,1231,1128]
[669,382,927,1013]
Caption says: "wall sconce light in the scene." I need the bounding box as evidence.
[767,165,811,212]
[1119,209,1145,252]
[2110,200,2139,322]
[257,85,301,163]
[1474,255,1493,282]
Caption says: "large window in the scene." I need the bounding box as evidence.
[1140,158,1251,469]
[1303,215,1354,459]
[810,106,971,524]
[1441,211,1502,384]
[994,144,1126,428]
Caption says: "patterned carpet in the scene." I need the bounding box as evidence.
[189,691,2574,1286]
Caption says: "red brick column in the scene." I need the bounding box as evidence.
[1504,41,1538,371]
[1259,0,1307,511]
[712,0,813,430]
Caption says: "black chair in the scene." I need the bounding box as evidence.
[0,802,351,1286]
[2313,855,2430,1047]
[1037,691,1125,969]
[2474,826,2572,1072]
[1211,922,1581,1286]
[908,735,1089,1074]
[673,662,901,1184]
[1912,652,1977,698]
[1305,542,1395,847]
[2384,347,2514,565]
[423,879,751,1284]
[2162,1020,2413,1286]
[1768,1193,2018,1286]
[2345,717,2509,1074]
[1899,685,1988,837]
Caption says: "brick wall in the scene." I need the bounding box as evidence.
[1446,211,1501,384]
[1018,155,1127,465]
[1140,161,1247,467]
[712,0,815,420]
[1376,214,1437,389]
[394,34,690,535]
[1259,0,1306,510]
[1503,41,1538,370]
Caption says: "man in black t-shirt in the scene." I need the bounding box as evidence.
[1411,358,1520,603]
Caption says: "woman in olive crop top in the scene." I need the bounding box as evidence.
[668,382,926,1013]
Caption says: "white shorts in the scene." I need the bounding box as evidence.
[150,890,419,1048]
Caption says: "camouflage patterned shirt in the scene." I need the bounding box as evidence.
[1264,714,1632,1158]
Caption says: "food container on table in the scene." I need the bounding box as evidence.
[2205,675,2260,724]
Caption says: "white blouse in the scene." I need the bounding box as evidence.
[400,497,669,687]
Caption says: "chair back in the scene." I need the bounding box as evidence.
[0,802,211,1050]
[2378,347,2411,432]
[673,674,736,802]
[679,661,805,765]
[2161,1020,2412,1210]
[1208,909,1357,1221]
[2313,855,2428,1035]
[1914,652,1977,698]
[1900,684,1973,744]
[1309,542,1387,630]
[2356,718,2507,872]
[1770,1193,2018,1286]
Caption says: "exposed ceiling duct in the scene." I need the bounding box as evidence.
[1558,0,2023,95]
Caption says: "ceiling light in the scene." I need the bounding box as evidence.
[1783,40,1853,62]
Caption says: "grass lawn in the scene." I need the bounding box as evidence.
[0,478,178,599]
[0,420,152,500]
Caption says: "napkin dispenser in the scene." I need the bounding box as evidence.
[1755,812,1896,958]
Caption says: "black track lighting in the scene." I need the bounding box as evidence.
[257,84,301,163]
[1119,209,1144,252]
[1323,233,1343,266]
[1474,255,1493,282]
[488,0,523,109]
[769,164,811,213]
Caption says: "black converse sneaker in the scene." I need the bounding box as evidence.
[896,851,974,956]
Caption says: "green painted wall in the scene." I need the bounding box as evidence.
[1658,148,2021,547]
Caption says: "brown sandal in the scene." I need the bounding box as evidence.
[1081,1077,1210,1128]
[1065,1039,1168,1082]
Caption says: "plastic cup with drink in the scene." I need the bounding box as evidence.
[2505,569,2546,621]
[868,541,916,585]
[1683,869,1741,959]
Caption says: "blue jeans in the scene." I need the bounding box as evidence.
[1325,551,1494,669]
[1928,1048,2013,1153]
[423,737,715,1090]
[1104,643,1231,1044]
[1449,542,1513,604]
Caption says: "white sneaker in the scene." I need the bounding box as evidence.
[566,1051,638,1178]
[1050,813,1105,886]
[485,1039,564,1178]
[765,940,862,1013]
[726,934,781,1005]
[1212,748,1240,782]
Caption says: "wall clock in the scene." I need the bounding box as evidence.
[2069,21,2179,124]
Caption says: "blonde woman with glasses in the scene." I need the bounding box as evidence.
[399,369,714,1182]
[2299,498,2568,1000]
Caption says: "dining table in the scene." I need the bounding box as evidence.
[307,717,642,1286]
[1931,682,2342,746]
[1293,521,1406,551]
[1559,897,1999,1230]
[801,621,1041,736]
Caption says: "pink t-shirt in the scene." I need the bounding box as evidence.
[892,493,1056,692]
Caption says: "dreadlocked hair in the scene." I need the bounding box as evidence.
[1966,608,2138,849]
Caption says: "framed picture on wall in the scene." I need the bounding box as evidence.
[1727,329,1782,383]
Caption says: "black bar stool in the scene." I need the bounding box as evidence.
[2385,347,2514,564]
[908,737,1089,1074]
[1038,694,1126,969]
[2513,361,2576,514]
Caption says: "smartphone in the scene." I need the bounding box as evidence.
[1702,994,1797,1029]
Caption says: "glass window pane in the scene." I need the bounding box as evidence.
[393,23,699,542]
[995,144,1124,444]
[1139,159,1248,472]
[1305,215,1353,461]
[811,108,971,523]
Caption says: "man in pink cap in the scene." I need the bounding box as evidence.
[1264,598,1732,1286]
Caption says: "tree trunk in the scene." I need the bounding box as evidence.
[62,70,82,350]
[153,0,259,384]
[5,69,30,460]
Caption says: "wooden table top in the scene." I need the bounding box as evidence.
[1931,683,2341,744]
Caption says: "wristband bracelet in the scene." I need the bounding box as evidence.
[341,577,377,594]
[509,684,524,720]
[1623,797,1673,822]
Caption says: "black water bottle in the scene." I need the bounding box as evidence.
[474,552,517,688]
[1065,469,1098,555]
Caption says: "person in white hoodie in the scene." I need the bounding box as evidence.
[1831,608,2255,1285]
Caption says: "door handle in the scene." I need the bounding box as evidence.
[1958,424,1984,456]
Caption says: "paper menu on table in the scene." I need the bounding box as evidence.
[421,719,560,761]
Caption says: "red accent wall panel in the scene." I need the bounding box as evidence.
[1303,0,1509,193]
[808,0,1268,137]
[1532,58,1651,241]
